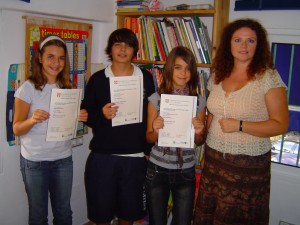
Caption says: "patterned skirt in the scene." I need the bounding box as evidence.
[193,145,271,225]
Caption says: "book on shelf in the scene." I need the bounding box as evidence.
[173,18,186,48]
[116,1,150,6]
[172,19,183,47]
[160,19,172,54]
[138,64,163,92]
[117,5,147,8]
[146,17,160,61]
[123,15,212,64]
[142,17,153,60]
[116,0,150,11]
[117,7,149,12]
[136,17,144,60]
[116,0,147,1]
[193,16,211,64]
[163,18,179,49]
[156,20,169,57]
[151,19,167,61]
[197,68,209,99]
[184,19,202,63]
[174,17,189,48]
[166,26,178,49]
[138,17,150,60]
[201,21,212,63]
[179,18,194,57]
[166,3,213,11]
[132,18,141,59]
[189,18,206,63]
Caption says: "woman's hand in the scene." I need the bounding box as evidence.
[152,116,164,134]
[219,118,239,133]
[102,103,118,120]
[192,117,205,135]
[79,109,88,122]
[31,109,49,125]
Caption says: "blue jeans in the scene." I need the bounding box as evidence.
[20,155,73,225]
[145,162,195,225]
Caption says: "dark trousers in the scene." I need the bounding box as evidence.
[145,161,195,225]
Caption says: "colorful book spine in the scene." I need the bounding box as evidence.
[139,17,149,60]
[160,20,172,54]
[189,18,206,63]
[156,21,169,57]
[137,17,144,60]
[117,1,146,6]
[180,18,194,55]
[117,7,148,12]
[176,17,190,48]
[147,17,159,61]
[151,20,166,61]
[201,21,212,63]
[164,18,179,49]
[173,18,186,47]
[193,16,211,64]
[185,19,202,63]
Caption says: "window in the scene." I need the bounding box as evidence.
[271,132,300,167]
[271,43,300,167]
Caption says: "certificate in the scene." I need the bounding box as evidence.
[46,89,82,142]
[109,76,143,127]
[158,94,197,148]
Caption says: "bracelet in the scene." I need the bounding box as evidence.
[239,120,243,132]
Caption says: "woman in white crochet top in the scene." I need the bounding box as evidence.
[193,19,289,225]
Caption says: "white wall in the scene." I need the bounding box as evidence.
[0,0,114,22]
[0,1,115,225]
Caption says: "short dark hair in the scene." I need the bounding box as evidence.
[105,28,139,61]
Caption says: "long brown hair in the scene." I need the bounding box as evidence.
[213,18,274,84]
[30,35,72,90]
[159,46,198,96]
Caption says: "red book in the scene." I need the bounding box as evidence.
[151,20,166,61]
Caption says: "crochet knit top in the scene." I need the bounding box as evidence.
[206,69,286,156]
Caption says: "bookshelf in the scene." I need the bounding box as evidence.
[115,0,229,68]
[115,0,229,171]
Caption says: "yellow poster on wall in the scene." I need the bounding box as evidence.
[24,16,93,136]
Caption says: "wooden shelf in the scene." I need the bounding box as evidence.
[132,60,212,68]
[115,0,229,167]
[115,9,215,17]
[116,0,229,67]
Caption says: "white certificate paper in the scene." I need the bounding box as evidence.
[109,76,143,127]
[158,94,197,148]
[46,89,82,142]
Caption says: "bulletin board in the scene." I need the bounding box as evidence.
[23,15,93,136]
